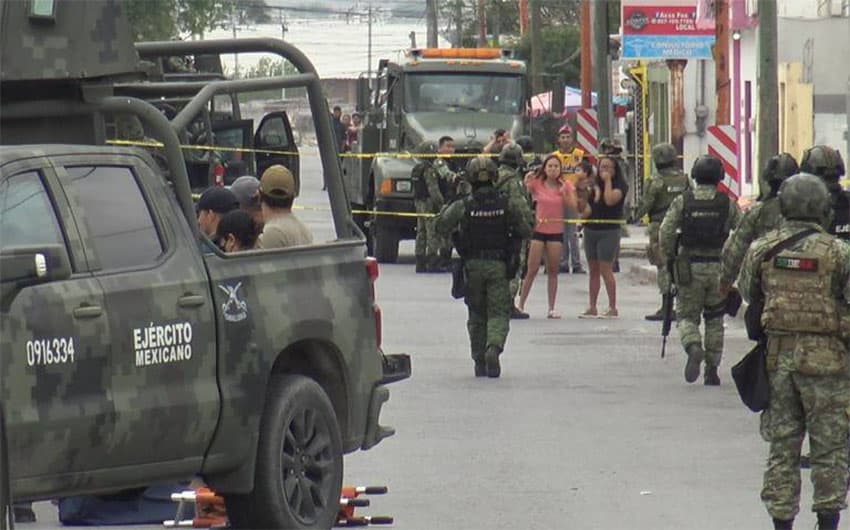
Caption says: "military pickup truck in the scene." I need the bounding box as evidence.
[0,2,409,529]
[343,47,532,262]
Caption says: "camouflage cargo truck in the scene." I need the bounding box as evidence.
[0,2,409,528]
[343,48,530,263]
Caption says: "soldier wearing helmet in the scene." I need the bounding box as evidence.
[634,143,691,321]
[800,145,849,241]
[739,173,850,530]
[660,155,742,386]
[435,156,533,378]
[496,143,535,319]
[411,139,452,272]
[719,153,799,293]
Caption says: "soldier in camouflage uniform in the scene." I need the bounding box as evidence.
[435,157,533,378]
[497,143,534,319]
[719,153,799,294]
[412,140,450,273]
[739,174,850,530]
[800,145,849,242]
[660,155,741,385]
[633,143,690,321]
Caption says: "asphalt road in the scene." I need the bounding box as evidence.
[27,150,819,529]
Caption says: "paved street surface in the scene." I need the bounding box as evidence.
[28,150,818,529]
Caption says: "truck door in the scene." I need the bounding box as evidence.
[55,155,218,471]
[0,163,114,481]
[254,111,300,193]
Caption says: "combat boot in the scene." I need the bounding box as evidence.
[644,307,664,321]
[510,306,530,319]
[684,343,705,384]
[772,517,793,530]
[415,256,427,273]
[703,364,720,386]
[485,345,502,378]
[473,357,486,377]
[817,511,839,530]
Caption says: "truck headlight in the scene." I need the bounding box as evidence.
[394,180,412,193]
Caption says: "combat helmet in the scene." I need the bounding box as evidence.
[515,135,534,153]
[763,153,799,184]
[414,140,438,161]
[498,143,524,169]
[691,155,724,185]
[800,145,846,181]
[778,173,831,222]
[465,156,498,183]
[652,143,678,170]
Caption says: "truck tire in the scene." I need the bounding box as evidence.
[374,226,399,263]
[227,375,343,529]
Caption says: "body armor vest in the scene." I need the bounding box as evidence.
[465,188,509,257]
[829,190,850,241]
[761,233,840,334]
[649,171,689,222]
[680,190,730,250]
[411,162,429,200]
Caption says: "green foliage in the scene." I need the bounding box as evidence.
[516,25,581,89]
[125,0,178,41]
[242,57,295,78]
[176,0,233,39]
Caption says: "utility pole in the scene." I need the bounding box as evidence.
[592,0,611,138]
[530,0,542,94]
[519,0,529,35]
[715,0,730,124]
[426,0,438,48]
[580,0,592,108]
[757,0,778,173]
[668,60,688,160]
[477,0,487,47]
[454,0,463,48]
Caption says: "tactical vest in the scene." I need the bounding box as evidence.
[761,233,840,335]
[680,190,730,251]
[829,190,850,241]
[411,161,429,200]
[649,171,689,222]
[464,188,509,259]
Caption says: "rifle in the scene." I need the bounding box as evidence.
[661,235,679,359]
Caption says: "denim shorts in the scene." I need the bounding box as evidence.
[583,228,620,262]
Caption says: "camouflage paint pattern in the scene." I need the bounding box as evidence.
[414,198,447,263]
[1,146,389,501]
[660,184,741,366]
[633,167,690,223]
[496,164,533,298]
[759,349,850,520]
[719,198,783,288]
[435,185,532,359]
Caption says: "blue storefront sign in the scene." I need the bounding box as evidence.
[622,35,715,60]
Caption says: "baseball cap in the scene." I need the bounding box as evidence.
[229,175,260,208]
[197,186,238,214]
[558,124,573,136]
[259,165,296,200]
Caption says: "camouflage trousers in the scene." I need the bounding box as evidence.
[464,259,511,360]
[647,222,670,295]
[760,348,850,520]
[508,239,528,299]
[675,262,725,366]
[415,199,446,261]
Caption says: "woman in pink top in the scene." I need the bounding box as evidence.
[518,154,579,318]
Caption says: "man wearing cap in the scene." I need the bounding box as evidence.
[552,124,586,274]
[230,175,263,230]
[197,186,239,241]
[256,165,313,249]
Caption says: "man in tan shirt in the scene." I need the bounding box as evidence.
[256,165,313,249]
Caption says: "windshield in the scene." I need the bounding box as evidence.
[404,73,524,114]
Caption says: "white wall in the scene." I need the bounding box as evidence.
[681,59,716,174]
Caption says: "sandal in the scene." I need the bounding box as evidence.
[547,310,562,319]
[600,308,619,319]
[577,308,598,319]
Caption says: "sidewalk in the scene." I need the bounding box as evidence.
[616,224,658,285]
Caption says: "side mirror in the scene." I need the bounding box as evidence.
[0,245,71,287]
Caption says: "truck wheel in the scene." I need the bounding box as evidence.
[229,375,343,529]
[374,226,399,263]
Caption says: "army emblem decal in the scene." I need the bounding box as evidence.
[219,283,248,322]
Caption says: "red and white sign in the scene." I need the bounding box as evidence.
[576,109,598,162]
[707,125,740,199]
[622,4,714,36]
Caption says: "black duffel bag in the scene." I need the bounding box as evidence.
[731,343,770,412]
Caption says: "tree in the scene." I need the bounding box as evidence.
[176,0,233,39]
[125,0,178,42]
[516,24,581,90]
